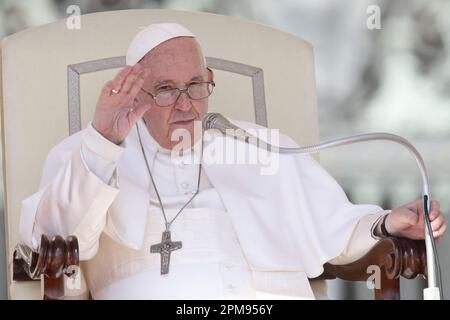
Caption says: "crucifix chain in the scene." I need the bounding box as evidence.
[136,122,203,275]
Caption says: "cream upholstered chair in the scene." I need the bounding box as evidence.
[1,9,319,299]
[1,9,426,300]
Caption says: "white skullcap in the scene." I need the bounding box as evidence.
[126,23,196,66]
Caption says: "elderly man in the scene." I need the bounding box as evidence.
[20,23,446,299]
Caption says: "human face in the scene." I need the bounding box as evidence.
[136,37,213,150]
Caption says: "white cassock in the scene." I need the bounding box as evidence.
[19,118,389,300]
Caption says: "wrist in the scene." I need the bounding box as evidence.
[84,122,125,163]
[374,213,392,238]
[381,214,392,237]
[92,121,123,145]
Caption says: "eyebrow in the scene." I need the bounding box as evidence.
[153,75,205,88]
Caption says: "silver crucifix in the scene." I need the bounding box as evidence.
[150,230,182,275]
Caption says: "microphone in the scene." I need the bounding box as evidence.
[201,112,443,300]
[202,112,239,133]
[202,112,261,146]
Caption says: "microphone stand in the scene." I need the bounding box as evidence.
[203,113,442,300]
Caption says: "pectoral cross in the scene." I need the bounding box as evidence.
[150,230,182,275]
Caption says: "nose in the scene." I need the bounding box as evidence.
[174,90,192,112]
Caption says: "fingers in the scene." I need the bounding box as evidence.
[431,212,447,238]
[431,200,441,210]
[111,65,134,91]
[100,80,116,99]
[128,70,147,98]
[404,199,440,219]
[100,66,134,99]
[100,64,148,101]
[429,200,441,220]
[127,69,152,119]
[431,214,445,232]
[121,65,143,94]
[433,223,447,239]
[426,200,446,238]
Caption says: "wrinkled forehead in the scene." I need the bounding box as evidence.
[140,37,208,86]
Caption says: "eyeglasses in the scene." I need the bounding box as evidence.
[140,81,215,107]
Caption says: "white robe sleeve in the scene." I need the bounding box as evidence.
[19,123,124,260]
[327,210,390,265]
[211,120,393,277]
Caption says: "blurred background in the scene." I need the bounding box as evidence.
[0,0,449,300]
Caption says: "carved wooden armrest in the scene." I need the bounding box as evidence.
[12,235,425,300]
[13,235,79,300]
[311,237,427,299]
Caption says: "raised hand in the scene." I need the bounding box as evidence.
[92,64,150,144]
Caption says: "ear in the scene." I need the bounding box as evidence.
[206,67,214,82]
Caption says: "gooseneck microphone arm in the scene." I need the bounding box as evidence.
[202,112,442,300]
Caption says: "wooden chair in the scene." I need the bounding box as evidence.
[1,9,426,299]
[13,236,79,300]
[12,235,426,300]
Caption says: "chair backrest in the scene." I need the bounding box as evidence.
[1,9,319,299]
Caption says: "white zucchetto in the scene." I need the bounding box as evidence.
[126,23,196,66]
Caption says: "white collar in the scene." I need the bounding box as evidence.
[136,119,204,165]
